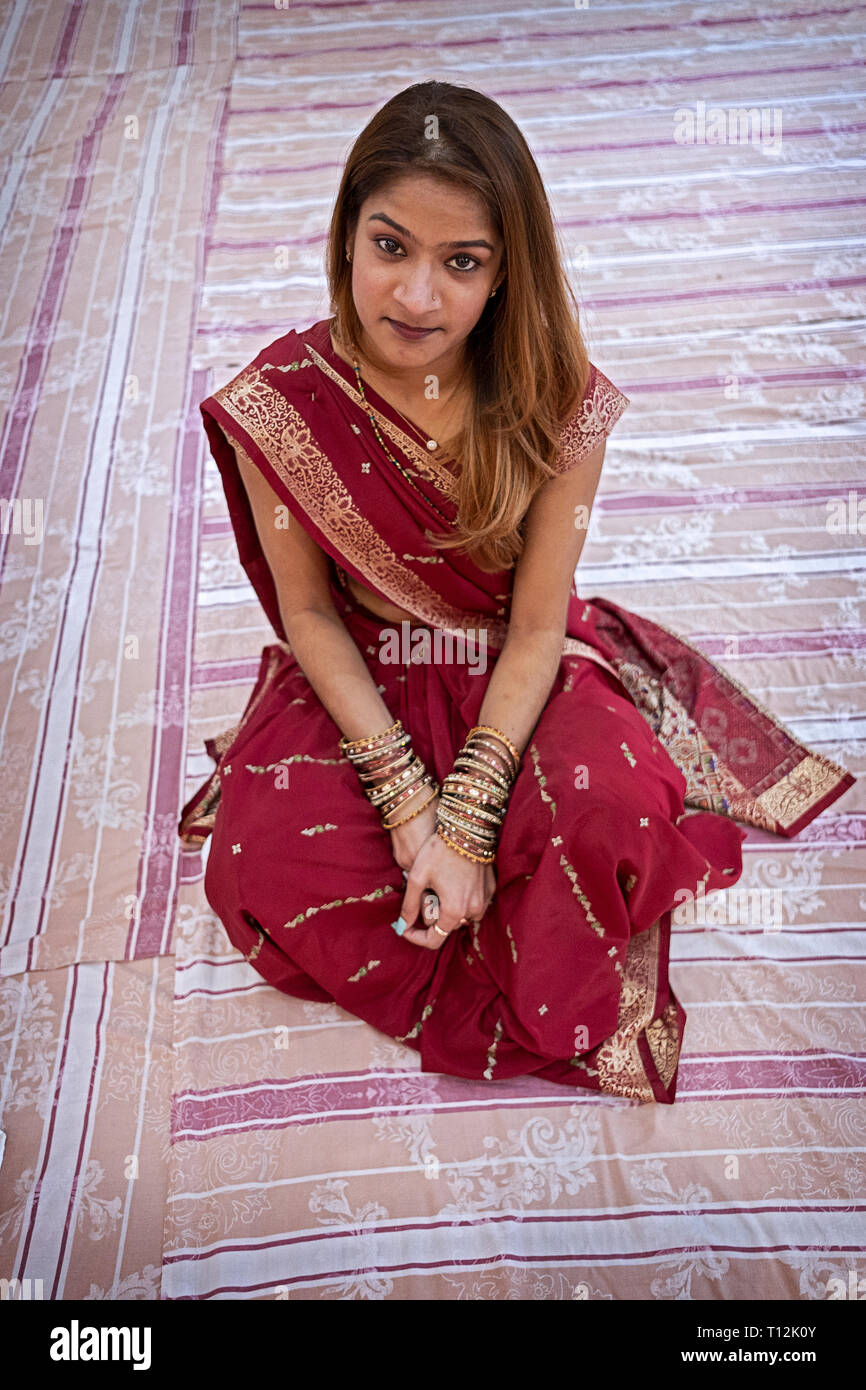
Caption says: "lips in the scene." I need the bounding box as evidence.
[387,318,437,334]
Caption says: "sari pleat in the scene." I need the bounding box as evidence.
[178,317,856,1104]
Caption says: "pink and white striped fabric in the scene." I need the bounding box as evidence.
[1,0,863,1299]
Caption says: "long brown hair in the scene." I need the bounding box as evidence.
[326,80,591,573]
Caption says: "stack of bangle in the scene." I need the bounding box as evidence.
[339,718,439,830]
[436,724,521,864]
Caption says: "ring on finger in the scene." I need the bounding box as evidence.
[432,923,449,939]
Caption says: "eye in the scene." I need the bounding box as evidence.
[374,236,404,257]
[373,237,481,273]
[448,252,481,273]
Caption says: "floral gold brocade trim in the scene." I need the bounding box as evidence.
[216,370,630,680]
[551,364,630,474]
[753,755,849,832]
[301,339,462,503]
[632,614,855,834]
[593,918,677,1102]
[217,376,485,640]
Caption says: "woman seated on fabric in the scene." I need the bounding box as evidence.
[178,80,855,1104]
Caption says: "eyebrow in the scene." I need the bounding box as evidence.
[367,212,495,252]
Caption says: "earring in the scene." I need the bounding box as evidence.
[346,252,352,262]
[489,288,497,298]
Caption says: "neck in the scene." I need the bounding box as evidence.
[332,319,469,400]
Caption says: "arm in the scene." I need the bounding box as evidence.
[475,437,607,754]
[397,439,607,946]
[232,438,431,816]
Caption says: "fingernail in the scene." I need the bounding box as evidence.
[391,917,407,936]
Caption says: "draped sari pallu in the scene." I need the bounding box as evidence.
[178,317,856,1104]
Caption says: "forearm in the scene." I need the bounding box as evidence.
[475,626,564,760]
[283,607,396,741]
[284,607,431,813]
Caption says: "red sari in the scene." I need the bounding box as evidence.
[178,316,855,1103]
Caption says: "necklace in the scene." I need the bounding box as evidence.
[351,354,458,529]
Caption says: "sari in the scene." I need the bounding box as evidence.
[177,315,856,1104]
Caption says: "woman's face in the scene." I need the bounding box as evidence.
[345,173,505,385]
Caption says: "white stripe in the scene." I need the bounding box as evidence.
[110,959,160,1294]
[56,967,115,1294]
[14,964,111,1284]
[175,956,268,996]
[672,931,866,961]
[166,1192,865,1260]
[575,550,866,585]
[688,999,866,1008]
[160,1207,866,1298]
[175,1021,366,1045]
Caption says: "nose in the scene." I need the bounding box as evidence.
[392,260,440,314]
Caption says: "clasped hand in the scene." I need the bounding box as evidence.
[389,792,496,950]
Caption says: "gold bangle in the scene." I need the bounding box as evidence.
[378,771,433,819]
[467,724,521,764]
[352,738,412,771]
[382,784,439,829]
[438,795,503,828]
[435,824,495,864]
[466,738,517,779]
[367,756,426,804]
[437,805,499,846]
[380,774,434,823]
[452,752,512,793]
[441,778,509,813]
[339,718,403,753]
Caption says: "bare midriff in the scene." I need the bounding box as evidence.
[340,572,419,626]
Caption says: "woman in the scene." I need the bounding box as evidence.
[178,82,855,1104]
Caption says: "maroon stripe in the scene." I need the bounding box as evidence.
[128,365,210,958]
[174,981,275,1002]
[235,7,864,60]
[187,656,263,688]
[0,80,129,956]
[226,55,865,122]
[175,953,249,972]
[196,275,866,339]
[174,0,197,67]
[243,0,858,23]
[26,81,164,968]
[171,1053,866,1140]
[0,75,126,551]
[129,10,219,959]
[51,0,87,77]
[209,195,866,243]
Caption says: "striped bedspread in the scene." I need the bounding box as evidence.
[0,0,863,1300]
